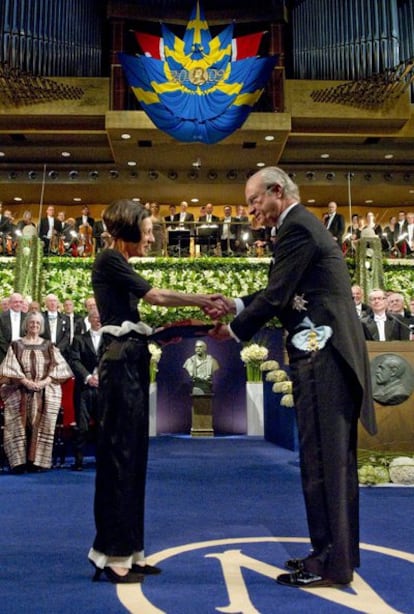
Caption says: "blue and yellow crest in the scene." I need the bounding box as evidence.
[119,2,278,144]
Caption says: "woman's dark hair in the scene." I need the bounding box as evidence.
[103,200,150,243]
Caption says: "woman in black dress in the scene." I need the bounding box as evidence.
[88,199,220,584]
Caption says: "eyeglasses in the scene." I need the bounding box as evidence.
[246,185,275,208]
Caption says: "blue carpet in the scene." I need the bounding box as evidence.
[0,436,412,613]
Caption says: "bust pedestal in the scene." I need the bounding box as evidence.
[190,392,214,437]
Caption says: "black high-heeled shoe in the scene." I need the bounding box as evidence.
[89,560,144,584]
[131,564,162,575]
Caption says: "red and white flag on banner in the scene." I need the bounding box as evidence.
[231,32,264,60]
[135,32,165,60]
[135,30,264,62]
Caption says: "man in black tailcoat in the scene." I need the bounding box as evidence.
[210,166,376,589]
[69,310,101,470]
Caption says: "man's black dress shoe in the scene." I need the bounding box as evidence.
[276,570,350,588]
[284,557,305,571]
[131,564,162,575]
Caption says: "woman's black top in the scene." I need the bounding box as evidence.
[92,249,152,326]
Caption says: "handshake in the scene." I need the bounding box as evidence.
[202,294,236,340]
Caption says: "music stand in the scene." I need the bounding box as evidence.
[167,228,191,257]
[196,224,218,255]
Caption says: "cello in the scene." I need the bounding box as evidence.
[78,223,94,256]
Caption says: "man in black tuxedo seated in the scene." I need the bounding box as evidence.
[69,309,102,470]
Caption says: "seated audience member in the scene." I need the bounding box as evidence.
[42,294,71,357]
[351,285,372,319]
[1,296,10,312]
[69,310,102,471]
[0,292,26,363]
[219,205,237,256]
[387,292,414,335]
[63,298,85,343]
[361,289,408,341]
[0,311,72,473]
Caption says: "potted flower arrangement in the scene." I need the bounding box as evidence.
[240,343,269,382]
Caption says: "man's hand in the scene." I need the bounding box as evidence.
[204,296,235,320]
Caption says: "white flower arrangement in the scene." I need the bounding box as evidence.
[148,342,162,383]
[358,452,414,485]
[240,344,269,382]
[389,457,414,485]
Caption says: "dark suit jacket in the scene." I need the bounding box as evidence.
[0,311,26,362]
[38,217,63,239]
[325,212,345,243]
[42,312,71,357]
[75,216,95,230]
[173,212,195,231]
[361,313,409,341]
[230,203,376,435]
[70,331,99,385]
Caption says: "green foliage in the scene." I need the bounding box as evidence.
[0,256,413,325]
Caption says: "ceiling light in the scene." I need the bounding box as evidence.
[226,170,238,180]
[69,170,79,179]
[130,170,138,178]
[403,173,411,182]
[48,170,58,179]
[306,171,315,180]
[28,170,37,180]
[288,172,296,179]
[307,199,315,203]
[61,151,71,157]
[345,172,355,179]
[365,199,373,203]
[364,172,372,181]
[128,160,137,167]
[0,151,5,157]
[264,135,275,141]
[132,197,141,202]
[384,154,394,159]
[13,196,22,202]
[88,170,99,179]
[188,170,199,180]
[73,197,82,202]
[320,153,330,159]
[109,169,119,179]
[8,171,17,179]
[167,170,178,180]
[148,170,159,180]
[192,158,201,168]
[191,198,199,203]
[256,162,265,167]
[326,172,335,180]
[207,170,218,180]
[384,172,393,181]
[121,133,132,139]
